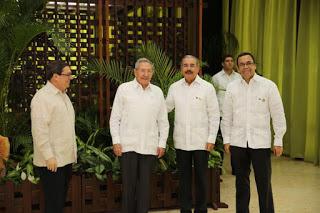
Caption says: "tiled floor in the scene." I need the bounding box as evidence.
[151,155,320,213]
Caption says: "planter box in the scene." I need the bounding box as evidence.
[81,174,122,213]
[0,168,226,212]
[0,175,81,213]
[81,168,227,212]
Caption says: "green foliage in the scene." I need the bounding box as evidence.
[208,149,223,169]
[135,42,177,95]
[2,139,39,185]
[74,135,113,181]
[83,42,179,96]
[84,59,134,86]
[1,111,37,184]
[74,110,118,181]
[209,133,223,169]
[154,112,176,172]
[0,0,50,135]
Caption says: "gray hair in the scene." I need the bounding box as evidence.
[181,55,200,67]
[134,58,154,71]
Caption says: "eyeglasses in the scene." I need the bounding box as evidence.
[238,61,255,68]
[59,73,76,78]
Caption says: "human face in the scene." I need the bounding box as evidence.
[222,57,234,72]
[237,55,256,83]
[134,62,153,89]
[181,57,200,85]
[54,66,73,92]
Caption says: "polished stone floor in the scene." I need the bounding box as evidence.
[151,155,320,213]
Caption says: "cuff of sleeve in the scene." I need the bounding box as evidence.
[158,140,167,149]
[274,138,283,147]
[223,137,230,145]
[207,135,217,144]
[112,137,120,144]
[43,150,54,161]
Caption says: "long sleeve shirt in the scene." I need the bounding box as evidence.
[109,79,169,155]
[212,70,241,114]
[221,74,287,148]
[31,81,77,167]
[166,75,220,151]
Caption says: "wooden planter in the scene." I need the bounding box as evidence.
[81,168,227,212]
[0,168,226,212]
[0,175,81,213]
[81,174,122,213]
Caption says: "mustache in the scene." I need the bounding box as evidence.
[185,70,193,74]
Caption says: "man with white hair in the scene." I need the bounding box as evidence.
[110,58,169,213]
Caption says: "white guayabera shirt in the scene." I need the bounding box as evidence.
[166,75,220,151]
[109,79,169,155]
[221,74,287,148]
[31,81,77,167]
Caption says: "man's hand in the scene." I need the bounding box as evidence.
[113,144,122,157]
[46,157,57,172]
[206,143,215,152]
[157,147,165,158]
[273,146,283,157]
[224,143,230,154]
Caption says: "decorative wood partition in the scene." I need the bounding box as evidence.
[8,0,201,125]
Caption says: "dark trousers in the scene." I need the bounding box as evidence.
[120,152,156,213]
[230,146,274,213]
[176,149,208,213]
[37,164,72,213]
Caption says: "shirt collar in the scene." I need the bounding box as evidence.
[181,75,201,86]
[222,69,236,76]
[46,81,63,95]
[240,73,260,84]
[133,78,152,91]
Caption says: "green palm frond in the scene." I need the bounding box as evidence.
[84,58,134,85]
[12,22,49,57]
[49,26,76,56]
[83,42,177,95]
[19,0,48,19]
[0,12,6,28]
[0,0,49,134]
[202,74,214,84]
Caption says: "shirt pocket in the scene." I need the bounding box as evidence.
[191,94,205,110]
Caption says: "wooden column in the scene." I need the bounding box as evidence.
[97,0,104,126]
[105,0,111,124]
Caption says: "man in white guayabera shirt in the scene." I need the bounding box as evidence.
[212,54,241,174]
[221,52,286,213]
[31,61,77,213]
[109,58,169,213]
[212,54,241,115]
[166,55,220,213]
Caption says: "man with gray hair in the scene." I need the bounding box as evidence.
[166,55,220,213]
[110,58,169,213]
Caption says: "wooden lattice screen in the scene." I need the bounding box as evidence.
[8,0,200,125]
